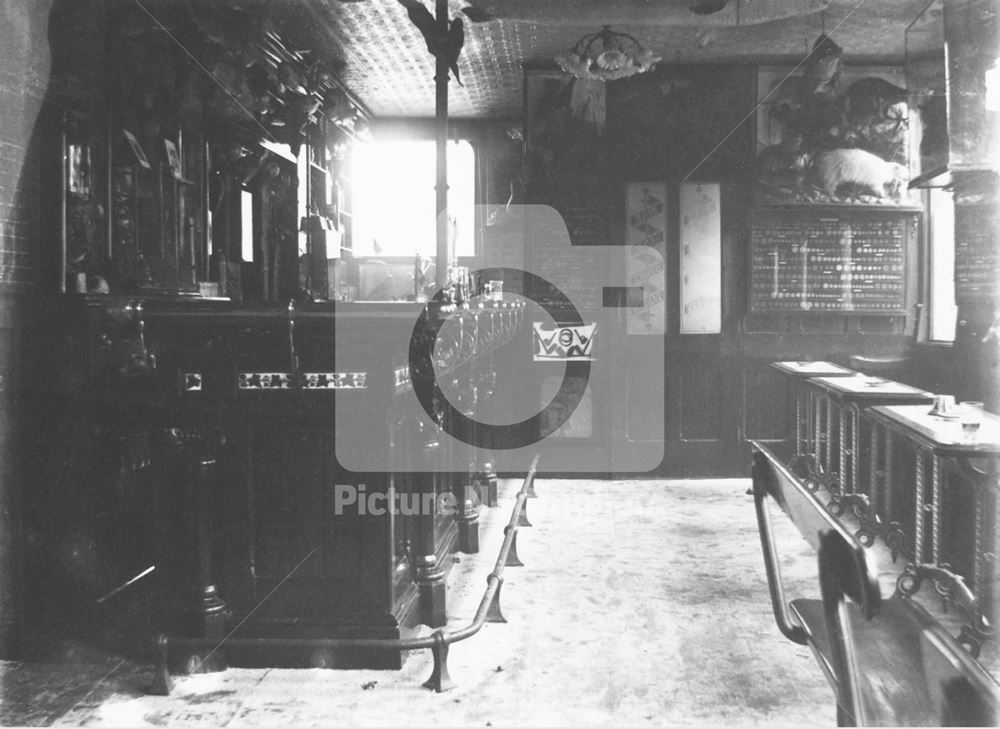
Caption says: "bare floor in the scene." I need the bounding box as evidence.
[2,479,837,727]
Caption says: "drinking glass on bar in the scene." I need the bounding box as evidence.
[960,401,984,439]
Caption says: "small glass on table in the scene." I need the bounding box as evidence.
[959,401,984,440]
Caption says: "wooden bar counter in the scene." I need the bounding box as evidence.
[769,361,856,464]
[865,403,1000,645]
[801,374,935,496]
[24,294,523,669]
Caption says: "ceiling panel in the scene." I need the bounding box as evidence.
[276,0,936,118]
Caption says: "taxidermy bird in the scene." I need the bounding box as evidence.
[397,0,465,85]
[801,33,843,98]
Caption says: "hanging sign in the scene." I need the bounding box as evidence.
[679,182,722,333]
[625,183,667,334]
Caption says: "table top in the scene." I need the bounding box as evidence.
[867,404,1000,455]
[806,375,935,403]
[770,361,856,377]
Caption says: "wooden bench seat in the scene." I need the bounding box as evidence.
[751,440,1000,726]
[789,585,998,725]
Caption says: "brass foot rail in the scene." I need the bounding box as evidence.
[150,454,540,695]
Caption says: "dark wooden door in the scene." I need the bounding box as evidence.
[611,180,750,478]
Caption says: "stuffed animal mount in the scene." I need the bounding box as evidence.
[757,146,913,205]
[756,71,915,205]
[813,149,909,200]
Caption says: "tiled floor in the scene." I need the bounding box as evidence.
[2,478,839,726]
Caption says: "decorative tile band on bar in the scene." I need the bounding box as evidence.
[149,453,540,696]
[236,372,368,390]
[394,366,411,391]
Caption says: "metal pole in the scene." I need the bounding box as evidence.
[59,115,67,293]
[434,0,449,291]
[203,140,211,283]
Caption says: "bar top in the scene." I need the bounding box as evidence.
[868,404,1000,454]
[770,360,855,377]
[806,374,935,400]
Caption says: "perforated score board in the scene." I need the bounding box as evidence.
[750,209,911,314]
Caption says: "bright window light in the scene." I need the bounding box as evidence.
[927,187,956,342]
[352,140,475,257]
[240,189,254,262]
[986,57,1000,112]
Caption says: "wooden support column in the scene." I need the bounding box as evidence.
[455,365,480,554]
[414,418,446,627]
[0,295,24,659]
[180,433,229,673]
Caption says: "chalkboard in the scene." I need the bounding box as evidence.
[955,190,1000,303]
[562,205,613,247]
[750,208,913,314]
[525,205,606,312]
[530,240,606,311]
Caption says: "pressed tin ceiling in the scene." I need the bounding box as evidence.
[272,0,938,119]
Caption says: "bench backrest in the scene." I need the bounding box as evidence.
[751,440,880,645]
[751,440,1000,726]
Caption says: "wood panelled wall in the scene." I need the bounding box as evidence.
[493,65,926,477]
[0,0,60,659]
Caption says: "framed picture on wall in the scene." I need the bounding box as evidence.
[122,129,151,170]
[755,65,918,206]
[164,139,182,180]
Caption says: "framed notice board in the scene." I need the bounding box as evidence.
[750,207,918,314]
